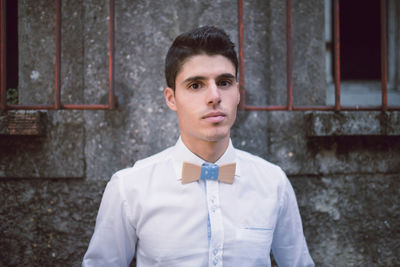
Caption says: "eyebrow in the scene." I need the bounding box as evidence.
[181,73,236,85]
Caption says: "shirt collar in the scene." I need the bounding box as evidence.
[172,137,240,181]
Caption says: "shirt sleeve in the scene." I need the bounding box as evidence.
[271,170,314,267]
[82,174,137,267]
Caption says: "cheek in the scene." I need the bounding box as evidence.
[226,93,240,112]
[235,89,240,105]
[176,104,197,122]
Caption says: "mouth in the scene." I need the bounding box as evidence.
[202,111,226,123]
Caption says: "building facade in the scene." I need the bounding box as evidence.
[1,0,399,266]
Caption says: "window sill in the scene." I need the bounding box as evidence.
[0,111,46,136]
[306,111,400,136]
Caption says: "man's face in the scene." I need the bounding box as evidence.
[165,54,240,146]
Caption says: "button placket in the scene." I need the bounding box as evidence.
[206,180,224,267]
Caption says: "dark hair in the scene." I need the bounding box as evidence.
[165,26,238,90]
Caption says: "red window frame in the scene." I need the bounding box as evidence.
[237,0,400,111]
[0,0,116,110]
[1,0,398,112]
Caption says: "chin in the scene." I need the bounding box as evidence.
[203,130,230,142]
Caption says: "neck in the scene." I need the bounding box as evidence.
[181,135,230,163]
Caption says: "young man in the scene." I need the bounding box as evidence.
[83,26,314,267]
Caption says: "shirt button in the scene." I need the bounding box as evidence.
[213,257,218,265]
[213,248,218,255]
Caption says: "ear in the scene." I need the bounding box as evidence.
[164,87,177,111]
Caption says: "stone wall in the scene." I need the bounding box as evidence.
[1,0,399,266]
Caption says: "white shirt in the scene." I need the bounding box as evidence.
[82,138,314,267]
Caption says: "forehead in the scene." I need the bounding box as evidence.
[177,54,236,82]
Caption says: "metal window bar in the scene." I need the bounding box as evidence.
[0,0,115,111]
[237,0,400,111]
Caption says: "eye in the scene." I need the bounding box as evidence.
[217,80,232,88]
[189,82,202,90]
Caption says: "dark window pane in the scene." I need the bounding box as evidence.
[340,0,381,80]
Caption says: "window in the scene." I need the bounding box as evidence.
[325,0,400,108]
[0,0,116,110]
[238,0,400,111]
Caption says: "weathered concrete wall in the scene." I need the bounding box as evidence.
[1,0,399,266]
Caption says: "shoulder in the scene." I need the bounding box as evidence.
[234,148,289,190]
[235,148,295,207]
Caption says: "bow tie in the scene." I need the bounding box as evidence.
[181,162,236,184]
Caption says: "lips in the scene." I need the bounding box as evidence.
[202,111,226,123]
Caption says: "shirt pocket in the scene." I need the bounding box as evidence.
[229,227,273,266]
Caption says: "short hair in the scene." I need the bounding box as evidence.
[165,26,238,90]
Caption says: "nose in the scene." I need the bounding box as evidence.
[206,81,221,105]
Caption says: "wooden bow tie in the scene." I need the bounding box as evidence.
[181,162,236,184]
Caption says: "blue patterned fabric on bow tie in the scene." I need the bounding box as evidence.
[200,162,219,181]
